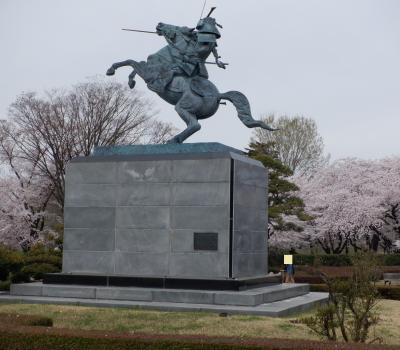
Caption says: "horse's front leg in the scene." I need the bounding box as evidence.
[106,59,134,75]
[106,60,138,89]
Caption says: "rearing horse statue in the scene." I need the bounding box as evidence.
[106,14,275,144]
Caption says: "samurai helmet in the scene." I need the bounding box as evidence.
[196,17,222,39]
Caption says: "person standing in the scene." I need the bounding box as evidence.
[283,255,295,283]
[285,263,295,283]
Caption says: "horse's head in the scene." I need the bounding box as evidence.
[156,22,166,35]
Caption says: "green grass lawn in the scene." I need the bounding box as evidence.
[0,299,399,345]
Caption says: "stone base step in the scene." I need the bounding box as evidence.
[0,292,328,317]
[10,282,310,307]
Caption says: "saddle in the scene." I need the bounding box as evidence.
[189,76,215,97]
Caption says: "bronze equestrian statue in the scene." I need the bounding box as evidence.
[107,10,275,143]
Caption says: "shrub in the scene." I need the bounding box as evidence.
[0,326,398,350]
[24,254,62,268]
[28,317,53,327]
[311,284,400,301]
[21,263,60,280]
[270,254,354,268]
[0,244,61,285]
[20,243,61,280]
[273,254,400,268]
[294,254,315,266]
[382,254,400,266]
[268,250,285,267]
[377,286,400,301]
[295,254,353,267]
[0,246,24,281]
[0,313,53,327]
[302,253,381,343]
[10,270,31,283]
[319,255,352,266]
[0,280,11,291]
[295,276,325,284]
[310,284,329,293]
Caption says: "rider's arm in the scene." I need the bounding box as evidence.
[212,47,226,69]
[212,47,220,60]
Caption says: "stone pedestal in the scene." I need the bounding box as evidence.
[8,143,328,315]
[61,143,268,282]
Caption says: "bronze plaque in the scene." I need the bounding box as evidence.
[193,232,218,251]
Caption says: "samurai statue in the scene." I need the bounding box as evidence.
[107,9,275,143]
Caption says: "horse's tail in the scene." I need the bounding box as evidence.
[220,91,276,131]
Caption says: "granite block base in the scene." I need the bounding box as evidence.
[63,143,269,281]
[7,282,328,317]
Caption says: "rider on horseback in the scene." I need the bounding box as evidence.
[145,16,227,93]
[106,9,276,143]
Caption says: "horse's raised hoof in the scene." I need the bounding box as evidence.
[106,67,115,76]
[128,79,136,89]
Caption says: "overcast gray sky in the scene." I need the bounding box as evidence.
[0,0,399,159]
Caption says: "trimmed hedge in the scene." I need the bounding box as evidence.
[383,254,400,266]
[309,284,329,293]
[269,253,400,267]
[0,313,53,327]
[377,286,400,301]
[0,326,398,350]
[310,284,400,301]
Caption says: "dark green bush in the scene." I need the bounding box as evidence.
[319,255,352,266]
[0,244,61,284]
[0,313,53,327]
[10,270,30,283]
[268,250,284,267]
[271,254,400,268]
[0,328,397,350]
[21,244,61,280]
[21,263,60,280]
[0,280,11,291]
[26,244,62,259]
[0,246,24,281]
[311,284,400,301]
[294,254,315,266]
[271,254,353,267]
[28,317,53,327]
[310,284,329,293]
[377,286,400,300]
[24,254,62,268]
[382,254,400,266]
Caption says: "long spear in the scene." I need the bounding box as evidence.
[122,28,157,34]
[121,28,229,65]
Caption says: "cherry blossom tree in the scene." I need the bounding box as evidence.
[294,157,400,253]
[367,158,400,252]
[0,123,54,250]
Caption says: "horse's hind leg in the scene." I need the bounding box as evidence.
[168,104,201,144]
